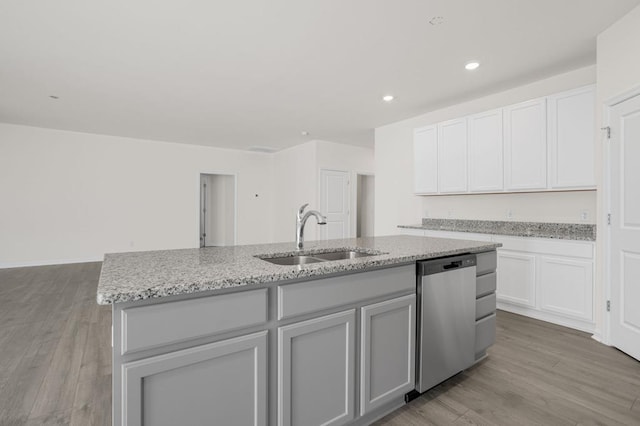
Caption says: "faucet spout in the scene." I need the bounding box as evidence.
[296,204,327,250]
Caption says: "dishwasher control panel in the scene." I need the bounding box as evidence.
[417,253,477,276]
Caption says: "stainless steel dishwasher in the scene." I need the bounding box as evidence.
[416,254,477,393]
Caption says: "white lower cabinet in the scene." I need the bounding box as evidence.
[496,251,537,308]
[121,331,268,426]
[539,256,593,322]
[497,236,595,331]
[360,294,416,416]
[278,310,356,426]
[415,230,595,332]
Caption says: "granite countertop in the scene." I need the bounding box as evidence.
[399,219,596,241]
[97,235,500,305]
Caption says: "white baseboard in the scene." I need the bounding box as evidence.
[497,302,596,334]
[0,256,104,269]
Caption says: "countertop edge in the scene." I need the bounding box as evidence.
[398,222,596,242]
[97,238,500,305]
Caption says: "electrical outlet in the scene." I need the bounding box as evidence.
[423,209,429,218]
[580,210,589,221]
[447,209,453,218]
[506,209,513,219]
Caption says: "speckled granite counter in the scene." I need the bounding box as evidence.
[399,219,596,241]
[97,235,499,305]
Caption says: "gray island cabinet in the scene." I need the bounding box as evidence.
[98,235,500,426]
[112,265,416,426]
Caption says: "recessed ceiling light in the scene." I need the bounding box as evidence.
[465,62,480,71]
[382,95,394,102]
[49,95,59,99]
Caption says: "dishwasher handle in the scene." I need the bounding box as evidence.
[443,261,462,270]
[417,254,476,276]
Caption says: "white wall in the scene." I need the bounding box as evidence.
[595,4,640,340]
[0,125,374,266]
[0,123,273,267]
[272,141,318,243]
[271,140,375,243]
[374,65,597,236]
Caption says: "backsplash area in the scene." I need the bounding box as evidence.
[420,191,597,225]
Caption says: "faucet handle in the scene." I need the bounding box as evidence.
[298,203,309,217]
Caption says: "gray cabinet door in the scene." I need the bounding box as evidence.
[121,331,268,426]
[360,294,416,415]
[278,310,356,426]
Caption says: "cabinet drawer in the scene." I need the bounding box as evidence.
[498,236,593,259]
[423,230,493,242]
[476,251,497,276]
[476,293,496,320]
[121,289,268,355]
[278,265,415,320]
[476,272,496,297]
[475,313,496,357]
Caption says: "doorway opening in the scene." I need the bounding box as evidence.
[199,173,236,247]
[356,174,375,237]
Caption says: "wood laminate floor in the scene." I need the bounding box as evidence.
[1,262,639,426]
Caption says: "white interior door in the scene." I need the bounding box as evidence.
[609,93,640,361]
[320,169,350,240]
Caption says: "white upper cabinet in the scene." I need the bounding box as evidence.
[468,109,504,192]
[437,118,468,193]
[413,125,438,194]
[504,98,548,191]
[547,85,596,189]
[412,86,596,196]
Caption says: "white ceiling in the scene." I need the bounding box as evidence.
[1,0,638,151]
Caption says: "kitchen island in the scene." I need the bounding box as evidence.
[98,235,500,426]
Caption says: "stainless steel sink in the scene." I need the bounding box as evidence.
[262,255,324,266]
[259,250,380,266]
[311,250,376,261]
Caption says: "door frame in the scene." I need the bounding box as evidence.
[354,172,375,238]
[318,168,351,240]
[197,171,238,248]
[602,84,640,345]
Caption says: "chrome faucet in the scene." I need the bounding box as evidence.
[296,203,327,250]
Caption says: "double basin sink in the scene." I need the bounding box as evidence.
[259,249,381,266]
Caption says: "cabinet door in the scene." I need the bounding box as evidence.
[413,126,438,194]
[539,256,593,321]
[547,85,596,189]
[121,331,268,426]
[504,98,547,190]
[468,109,504,192]
[360,294,415,415]
[438,118,468,193]
[278,310,356,426]
[496,250,536,308]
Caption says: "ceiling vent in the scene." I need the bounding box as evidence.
[248,146,278,153]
